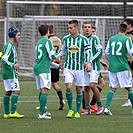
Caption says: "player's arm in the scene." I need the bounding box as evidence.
[50,61,59,69]
[58,38,62,51]
[50,61,63,70]
[52,38,62,63]
[91,37,103,62]
[2,45,16,68]
[55,42,66,58]
[126,37,133,58]
[92,47,102,62]
[45,40,56,60]
[84,41,92,72]
[105,41,110,61]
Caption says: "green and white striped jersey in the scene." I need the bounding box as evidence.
[34,37,56,75]
[105,34,133,72]
[2,42,18,80]
[56,34,91,70]
[85,34,102,71]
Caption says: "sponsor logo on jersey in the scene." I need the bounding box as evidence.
[69,45,79,53]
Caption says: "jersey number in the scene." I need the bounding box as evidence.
[54,46,59,53]
[111,41,122,55]
[36,44,42,59]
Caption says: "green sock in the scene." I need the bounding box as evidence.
[39,92,41,101]
[76,92,83,113]
[105,90,115,110]
[128,90,133,110]
[66,91,73,110]
[40,93,48,115]
[96,100,102,107]
[85,103,90,112]
[3,94,10,114]
[11,93,19,114]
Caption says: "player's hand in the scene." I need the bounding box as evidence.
[100,60,108,68]
[14,64,20,69]
[59,64,64,70]
[84,62,91,72]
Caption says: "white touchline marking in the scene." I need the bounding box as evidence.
[0,97,128,104]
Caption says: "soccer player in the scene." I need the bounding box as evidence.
[92,25,96,35]
[34,24,59,119]
[122,18,133,107]
[104,23,133,115]
[2,27,24,118]
[48,24,65,110]
[82,25,108,113]
[56,20,92,118]
[81,21,104,115]
[90,25,107,113]
[82,24,106,113]
[35,25,65,111]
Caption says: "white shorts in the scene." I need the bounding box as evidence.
[3,79,20,91]
[109,70,132,88]
[35,73,51,90]
[63,68,84,86]
[84,70,99,86]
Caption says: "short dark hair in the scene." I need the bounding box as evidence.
[119,23,127,33]
[92,25,96,30]
[82,21,93,28]
[48,25,54,34]
[123,18,133,27]
[38,25,49,36]
[68,20,78,26]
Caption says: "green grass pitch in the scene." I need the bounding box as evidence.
[0,79,133,133]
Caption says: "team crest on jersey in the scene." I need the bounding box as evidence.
[69,45,79,53]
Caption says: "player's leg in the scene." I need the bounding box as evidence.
[104,72,118,115]
[90,82,104,115]
[104,89,115,115]
[11,79,20,114]
[38,88,51,119]
[66,82,74,118]
[3,80,12,118]
[81,90,88,113]
[89,70,104,115]
[74,70,84,118]
[74,86,83,118]
[81,86,91,115]
[11,91,19,113]
[127,87,133,114]
[37,73,51,119]
[97,73,105,89]
[52,82,65,110]
[81,71,90,115]
[51,68,65,110]
[122,61,133,106]
[10,79,24,118]
[3,93,11,118]
[36,90,48,110]
[90,74,104,112]
[64,68,74,118]
[119,70,133,114]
